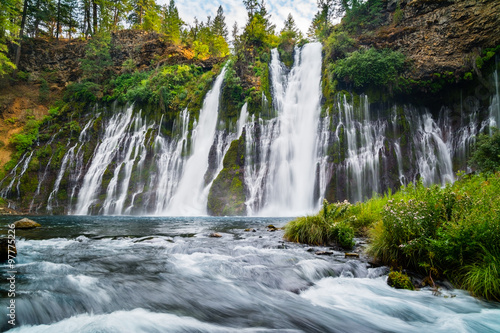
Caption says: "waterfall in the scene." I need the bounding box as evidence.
[151,109,190,214]
[101,113,152,215]
[30,130,60,212]
[164,66,227,215]
[0,151,34,201]
[253,43,324,216]
[490,69,500,129]
[336,94,385,203]
[315,113,333,206]
[75,106,136,214]
[244,116,279,215]
[237,102,248,138]
[408,109,454,186]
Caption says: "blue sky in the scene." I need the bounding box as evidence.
[157,0,319,37]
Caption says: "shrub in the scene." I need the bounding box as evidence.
[368,174,500,301]
[333,48,405,87]
[469,129,500,173]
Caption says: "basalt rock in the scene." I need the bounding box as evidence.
[359,0,500,81]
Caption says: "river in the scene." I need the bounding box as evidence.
[1,216,500,332]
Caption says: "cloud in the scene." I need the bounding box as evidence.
[157,0,318,37]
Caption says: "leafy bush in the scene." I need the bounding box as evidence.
[333,48,405,87]
[368,174,500,300]
[10,118,41,153]
[469,129,500,173]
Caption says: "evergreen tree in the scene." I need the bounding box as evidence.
[161,0,183,42]
[212,5,227,39]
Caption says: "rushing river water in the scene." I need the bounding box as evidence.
[1,216,500,332]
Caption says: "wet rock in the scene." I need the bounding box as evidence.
[0,238,16,261]
[244,228,256,232]
[14,218,41,229]
[306,248,316,252]
[315,251,334,256]
[345,253,360,258]
[267,225,279,232]
[209,233,222,238]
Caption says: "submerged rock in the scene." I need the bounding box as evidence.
[0,238,16,261]
[14,218,41,229]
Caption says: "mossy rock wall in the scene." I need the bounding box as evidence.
[207,135,247,216]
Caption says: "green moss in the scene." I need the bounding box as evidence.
[207,137,246,216]
[387,271,414,290]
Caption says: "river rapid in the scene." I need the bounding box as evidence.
[1,216,500,332]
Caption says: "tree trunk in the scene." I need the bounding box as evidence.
[56,0,61,39]
[13,0,29,78]
[93,0,98,34]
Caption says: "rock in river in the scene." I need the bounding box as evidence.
[14,218,41,229]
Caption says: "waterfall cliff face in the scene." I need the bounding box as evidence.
[1,49,498,216]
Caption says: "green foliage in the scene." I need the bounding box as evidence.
[10,118,41,153]
[284,200,356,249]
[0,42,15,77]
[39,78,50,102]
[324,30,356,61]
[387,271,414,290]
[161,0,184,42]
[469,129,500,173]
[333,48,405,87]
[342,0,384,33]
[80,33,113,85]
[367,174,500,301]
[393,4,403,25]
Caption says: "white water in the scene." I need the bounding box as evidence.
[75,106,135,214]
[5,216,500,332]
[257,43,324,216]
[102,113,152,215]
[411,111,454,186]
[164,67,227,215]
[490,69,500,129]
[336,94,385,203]
[151,109,190,214]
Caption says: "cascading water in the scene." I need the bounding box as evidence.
[336,94,385,203]
[490,69,500,129]
[252,43,324,216]
[2,47,496,216]
[75,106,137,214]
[408,109,454,186]
[164,66,228,215]
[151,109,190,214]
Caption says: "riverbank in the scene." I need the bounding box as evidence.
[284,172,500,301]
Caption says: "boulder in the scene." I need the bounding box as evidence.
[14,218,41,229]
[209,233,222,238]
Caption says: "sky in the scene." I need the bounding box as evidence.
[157,0,319,37]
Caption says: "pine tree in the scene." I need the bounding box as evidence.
[212,5,227,39]
[161,0,183,42]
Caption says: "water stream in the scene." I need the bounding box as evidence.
[1,216,499,332]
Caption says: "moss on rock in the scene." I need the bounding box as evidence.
[207,136,247,216]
